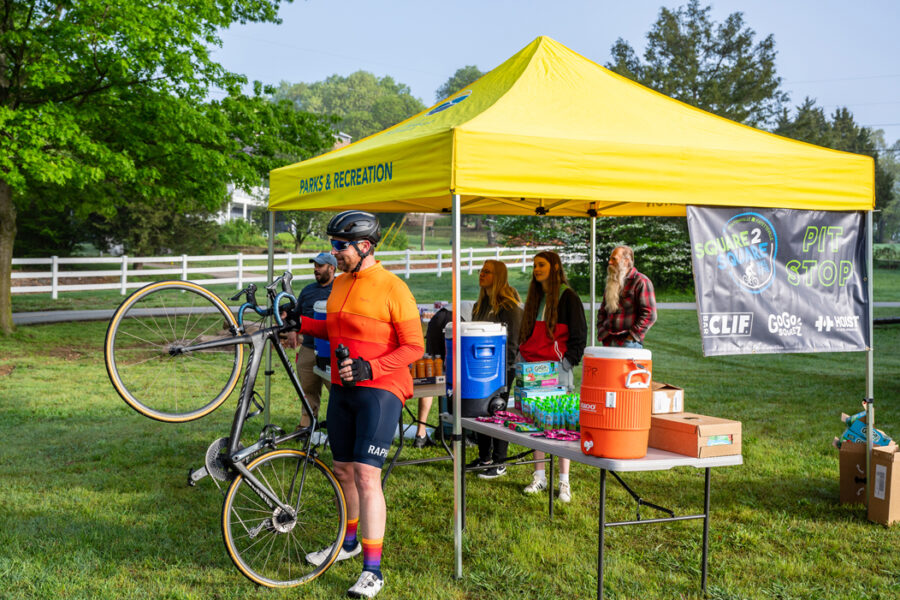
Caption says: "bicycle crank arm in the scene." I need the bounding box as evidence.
[188,466,209,486]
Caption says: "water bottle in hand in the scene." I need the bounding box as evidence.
[335,344,354,387]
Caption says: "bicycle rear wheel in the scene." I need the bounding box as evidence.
[105,281,243,422]
[222,449,347,587]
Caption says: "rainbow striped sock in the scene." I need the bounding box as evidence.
[342,518,359,551]
[361,537,383,579]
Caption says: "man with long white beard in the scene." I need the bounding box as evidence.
[596,245,657,348]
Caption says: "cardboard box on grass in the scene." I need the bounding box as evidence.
[651,382,684,414]
[648,412,741,458]
[839,441,868,505]
[869,442,900,526]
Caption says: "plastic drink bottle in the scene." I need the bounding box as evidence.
[335,344,354,387]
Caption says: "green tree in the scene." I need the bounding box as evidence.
[282,211,329,251]
[774,99,896,242]
[0,1,335,332]
[435,65,484,101]
[607,0,788,128]
[273,71,426,141]
[877,138,900,242]
[496,216,693,295]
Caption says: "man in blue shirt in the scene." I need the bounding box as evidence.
[285,252,335,427]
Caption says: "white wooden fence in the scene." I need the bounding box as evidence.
[12,246,563,299]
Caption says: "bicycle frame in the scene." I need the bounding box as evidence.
[180,308,322,512]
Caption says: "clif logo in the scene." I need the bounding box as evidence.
[701,313,753,337]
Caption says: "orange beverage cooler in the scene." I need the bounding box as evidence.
[579,346,652,459]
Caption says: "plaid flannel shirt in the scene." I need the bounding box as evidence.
[596,267,657,346]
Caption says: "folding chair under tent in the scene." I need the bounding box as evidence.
[266,36,875,578]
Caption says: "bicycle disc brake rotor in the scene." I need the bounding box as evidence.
[205,437,242,481]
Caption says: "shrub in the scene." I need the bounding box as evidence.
[217,219,266,247]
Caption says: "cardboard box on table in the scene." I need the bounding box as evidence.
[869,443,900,525]
[651,382,684,414]
[515,361,559,388]
[513,385,568,410]
[839,441,868,505]
[648,412,741,458]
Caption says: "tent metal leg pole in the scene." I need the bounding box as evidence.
[264,210,275,425]
[452,194,463,579]
[865,210,874,506]
[590,215,597,344]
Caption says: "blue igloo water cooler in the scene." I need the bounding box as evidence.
[312,300,330,370]
[444,321,507,417]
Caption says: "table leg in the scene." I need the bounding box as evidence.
[702,467,711,592]
[461,435,467,532]
[549,454,555,519]
[598,468,606,600]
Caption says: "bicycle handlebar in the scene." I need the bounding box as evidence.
[233,273,297,329]
[230,282,258,305]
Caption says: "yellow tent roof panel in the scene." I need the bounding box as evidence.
[269,36,874,216]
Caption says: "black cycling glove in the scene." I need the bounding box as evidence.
[281,306,302,331]
[345,357,373,383]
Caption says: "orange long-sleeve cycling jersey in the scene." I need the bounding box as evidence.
[299,261,424,404]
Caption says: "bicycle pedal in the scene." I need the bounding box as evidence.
[188,466,209,486]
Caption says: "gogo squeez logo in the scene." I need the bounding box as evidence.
[694,212,778,293]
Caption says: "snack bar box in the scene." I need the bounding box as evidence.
[651,381,684,414]
[648,412,742,458]
[513,385,569,410]
[869,443,900,526]
[839,441,868,505]
[515,361,559,388]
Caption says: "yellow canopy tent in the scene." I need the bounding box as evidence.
[270,35,873,217]
[268,36,876,580]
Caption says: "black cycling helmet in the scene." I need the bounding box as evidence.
[326,210,381,244]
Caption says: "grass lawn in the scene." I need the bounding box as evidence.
[1,304,899,599]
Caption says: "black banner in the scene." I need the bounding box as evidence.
[686,207,869,356]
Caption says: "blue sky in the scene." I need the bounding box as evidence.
[214,0,900,145]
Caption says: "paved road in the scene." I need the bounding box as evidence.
[12,302,900,326]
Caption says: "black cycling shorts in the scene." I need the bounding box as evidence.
[326,385,403,468]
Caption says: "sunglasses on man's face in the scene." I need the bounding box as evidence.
[331,239,353,251]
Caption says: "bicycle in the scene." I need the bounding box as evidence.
[104,272,347,588]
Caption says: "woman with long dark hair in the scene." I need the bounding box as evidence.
[518,251,586,502]
[467,259,523,479]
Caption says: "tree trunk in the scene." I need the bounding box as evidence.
[487,222,497,247]
[0,179,17,334]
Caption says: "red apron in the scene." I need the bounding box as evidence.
[519,320,570,362]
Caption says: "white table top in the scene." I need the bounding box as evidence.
[454,416,743,472]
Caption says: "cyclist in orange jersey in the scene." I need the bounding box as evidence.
[289,210,423,598]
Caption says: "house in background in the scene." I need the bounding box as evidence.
[217,184,267,225]
[217,132,352,226]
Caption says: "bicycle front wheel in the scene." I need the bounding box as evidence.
[222,449,347,588]
[104,281,243,422]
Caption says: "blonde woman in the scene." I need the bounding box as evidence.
[467,260,524,479]
[518,251,586,502]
